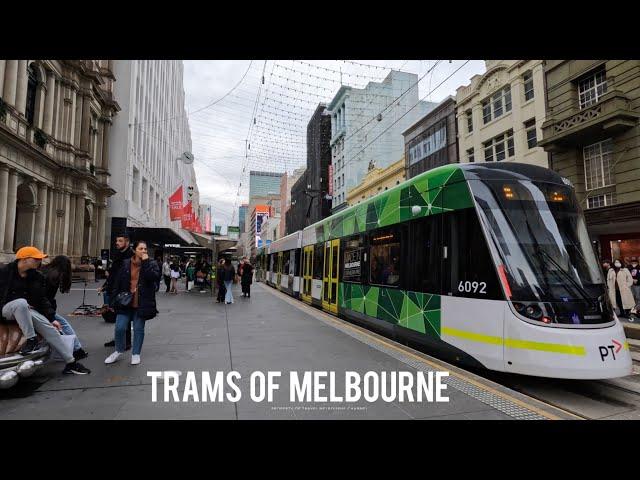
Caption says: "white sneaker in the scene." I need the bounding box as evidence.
[131,354,141,365]
[105,352,122,364]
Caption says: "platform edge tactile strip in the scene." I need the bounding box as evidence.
[264,286,548,420]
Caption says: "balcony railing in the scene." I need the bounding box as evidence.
[539,90,639,151]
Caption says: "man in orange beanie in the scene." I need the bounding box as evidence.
[0,247,90,375]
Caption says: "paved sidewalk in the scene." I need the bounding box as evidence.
[0,282,570,419]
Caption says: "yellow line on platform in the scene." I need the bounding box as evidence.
[258,284,579,420]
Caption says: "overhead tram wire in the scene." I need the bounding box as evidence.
[184,60,443,222]
[132,60,255,128]
[340,60,471,172]
[230,61,269,225]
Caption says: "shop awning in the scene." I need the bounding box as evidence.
[127,226,198,247]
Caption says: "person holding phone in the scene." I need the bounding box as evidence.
[105,240,160,366]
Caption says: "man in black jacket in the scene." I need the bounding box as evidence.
[99,233,134,349]
[0,247,90,375]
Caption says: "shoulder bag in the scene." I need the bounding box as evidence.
[112,290,133,308]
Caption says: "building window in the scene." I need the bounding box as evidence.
[467,148,475,163]
[483,130,514,162]
[141,178,148,211]
[523,70,534,101]
[524,119,537,149]
[579,69,607,109]
[482,100,491,124]
[25,64,38,126]
[583,139,614,190]
[483,87,511,125]
[408,122,447,166]
[132,168,140,205]
[466,110,473,133]
[492,90,503,118]
[587,193,617,209]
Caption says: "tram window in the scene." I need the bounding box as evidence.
[294,249,301,276]
[444,208,502,300]
[369,227,401,287]
[313,243,323,280]
[409,216,442,295]
[342,235,364,283]
[283,250,291,275]
[324,244,331,278]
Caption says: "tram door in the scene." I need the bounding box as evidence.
[276,252,283,290]
[301,246,313,303]
[322,239,340,314]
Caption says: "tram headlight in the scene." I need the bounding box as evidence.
[513,302,546,321]
[524,305,543,319]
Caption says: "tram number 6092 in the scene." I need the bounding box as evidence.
[458,281,487,294]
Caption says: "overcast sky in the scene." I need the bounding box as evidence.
[183,60,487,231]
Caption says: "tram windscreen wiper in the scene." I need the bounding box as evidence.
[534,246,595,306]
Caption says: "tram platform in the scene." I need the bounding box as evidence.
[0,281,576,419]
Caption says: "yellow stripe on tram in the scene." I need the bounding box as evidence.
[440,327,503,346]
[504,338,586,356]
[441,327,586,356]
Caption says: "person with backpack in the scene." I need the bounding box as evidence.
[99,233,134,350]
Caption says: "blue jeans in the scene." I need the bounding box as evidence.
[224,281,233,303]
[54,313,82,351]
[115,309,145,355]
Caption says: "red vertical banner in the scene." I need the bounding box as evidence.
[169,186,184,220]
[328,164,333,195]
[181,201,193,229]
[205,209,212,232]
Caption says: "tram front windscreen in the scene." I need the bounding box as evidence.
[470,178,612,325]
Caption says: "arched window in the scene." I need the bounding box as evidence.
[25,64,38,126]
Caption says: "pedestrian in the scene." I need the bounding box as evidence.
[629,257,640,305]
[186,261,196,291]
[602,259,611,277]
[0,246,91,375]
[216,259,226,303]
[104,240,160,366]
[162,257,172,293]
[240,256,253,298]
[196,264,207,292]
[202,261,211,291]
[99,233,134,350]
[41,255,89,360]
[223,258,236,304]
[607,259,635,318]
[155,255,163,292]
[170,260,180,294]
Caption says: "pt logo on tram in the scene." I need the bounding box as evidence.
[598,339,623,362]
